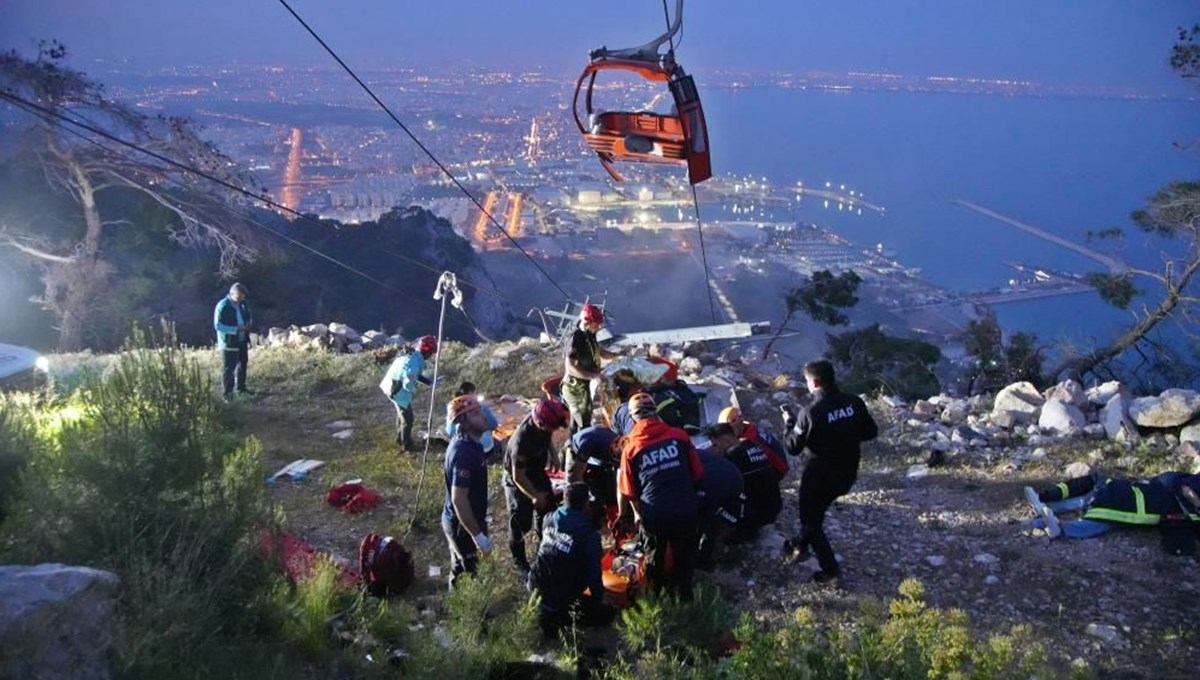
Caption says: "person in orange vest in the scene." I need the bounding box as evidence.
[718,406,790,479]
[617,393,703,600]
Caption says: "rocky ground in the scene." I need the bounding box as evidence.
[244,342,1199,679]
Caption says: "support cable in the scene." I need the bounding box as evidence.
[275,0,573,303]
[0,89,499,339]
[691,184,719,324]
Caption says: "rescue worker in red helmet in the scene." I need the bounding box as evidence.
[503,398,570,576]
[617,392,703,600]
[562,303,620,436]
[442,395,492,588]
[379,335,439,451]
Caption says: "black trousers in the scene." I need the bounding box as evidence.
[796,471,854,576]
[642,516,698,601]
[222,344,249,395]
[441,515,479,587]
[504,481,549,571]
[395,404,415,449]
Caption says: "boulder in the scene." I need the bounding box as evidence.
[300,323,330,338]
[0,564,120,680]
[1085,380,1125,406]
[1064,461,1092,478]
[990,411,1017,430]
[1039,399,1087,435]
[940,399,970,424]
[1129,389,1200,428]
[361,330,388,349]
[266,327,290,345]
[1180,420,1200,445]
[678,356,703,376]
[991,381,1044,424]
[328,322,361,343]
[1044,379,1086,409]
[1100,394,1138,443]
[912,400,938,421]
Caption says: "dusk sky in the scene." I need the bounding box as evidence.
[2,1,1196,94]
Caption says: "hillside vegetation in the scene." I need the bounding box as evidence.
[1,336,1197,679]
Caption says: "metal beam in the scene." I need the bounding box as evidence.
[608,321,765,347]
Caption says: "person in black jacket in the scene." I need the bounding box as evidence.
[783,360,878,585]
[529,483,613,639]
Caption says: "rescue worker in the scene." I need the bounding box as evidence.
[617,392,703,600]
[504,399,570,576]
[529,482,613,639]
[718,406,790,480]
[694,432,743,569]
[562,303,620,435]
[782,360,878,585]
[707,422,782,536]
[445,381,500,457]
[442,395,493,588]
[570,425,622,525]
[1024,471,1200,554]
[379,335,437,451]
[214,282,254,401]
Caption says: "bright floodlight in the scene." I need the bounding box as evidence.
[35,356,50,372]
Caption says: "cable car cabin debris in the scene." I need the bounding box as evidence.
[573,0,711,185]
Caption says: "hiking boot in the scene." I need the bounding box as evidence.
[1024,486,1048,519]
[237,387,256,395]
[1043,507,1062,539]
[812,570,840,587]
[782,537,812,564]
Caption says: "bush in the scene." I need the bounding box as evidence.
[0,339,275,678]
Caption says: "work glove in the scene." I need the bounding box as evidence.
[780,404,796,430]
[473,532,492,554]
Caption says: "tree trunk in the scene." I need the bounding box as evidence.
[53,160,107,351]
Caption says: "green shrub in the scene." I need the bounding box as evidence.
[0,339,275,678]
[444,557,539,660]
[0,394,39,523]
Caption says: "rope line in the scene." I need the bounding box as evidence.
[275,0,573,303]
[0,89,494,339]
[691,184,719,324]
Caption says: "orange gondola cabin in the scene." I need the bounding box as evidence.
[572,0,711,185]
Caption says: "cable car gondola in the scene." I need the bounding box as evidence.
[572,0,711,185]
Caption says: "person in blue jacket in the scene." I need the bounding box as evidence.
[529,482,612,639]
[213,282,254,400]
[379,335,438,451]
[444,381,499,457]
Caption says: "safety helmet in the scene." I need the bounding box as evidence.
[416,335,438,355]
[447,395,481,424]
[580,303,604,326]
[628,392,657,420]
[717,406,742,424]
[531,399,569,431]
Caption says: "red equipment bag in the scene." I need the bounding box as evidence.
[358,533,415,597]
[326,482,379,513]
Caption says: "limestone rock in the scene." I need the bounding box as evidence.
[991,382,1044,424]
[1100,394,1138,443]
[912,400,938,421]
[1129,389,1200,428]
[1064,461,1092,478]
[1085,380,1125,406]
[1180,420,1200,444]
[0,564,120,680]
[328,322,361,343]
[1044,379,1086,408]
[1038,399,1086,435]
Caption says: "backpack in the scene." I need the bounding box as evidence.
[649,380,701,429]
[358,533,415,597]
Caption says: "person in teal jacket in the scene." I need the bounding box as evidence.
[213,282,253,400]
[379,335,438,451]
[445,381,500,457]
